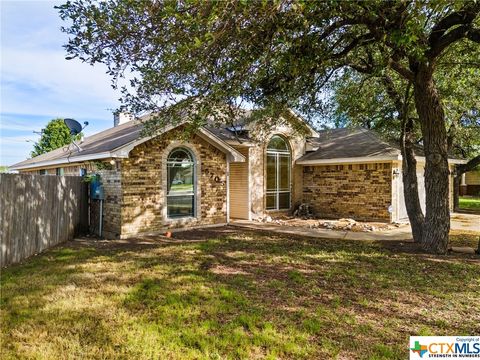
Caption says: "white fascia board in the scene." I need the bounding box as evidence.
[197,128,246,162]
[224,139,255,147]
[297,155,400,165]
[9,152,118,171]
[412,156,467,165]
[111,124,245,163]
[446,158,468,164]
[297,155,467,166]
[395,156,467,165]
[287,108,319,137]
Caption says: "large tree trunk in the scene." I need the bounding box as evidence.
[413,65,450,254]
[400,118,425,243]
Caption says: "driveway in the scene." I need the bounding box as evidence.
[451,212,480,232]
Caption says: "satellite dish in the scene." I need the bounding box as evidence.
[64,118,83,135]
[64,118,89,152]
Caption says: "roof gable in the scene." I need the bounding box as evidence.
[10,120,245,170]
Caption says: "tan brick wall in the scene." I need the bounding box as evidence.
[465,170,480,185]
[248,123,308,217]
[93,170,122,238]
[120,128,227,237]
[302,162,392,221]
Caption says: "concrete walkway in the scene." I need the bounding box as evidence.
[232,213,479,242]
[232,220,413,241]
[451,213,480,232]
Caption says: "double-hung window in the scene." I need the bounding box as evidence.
[166,148,195,218]
[266,135,291,210]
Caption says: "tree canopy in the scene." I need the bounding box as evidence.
[31,118,77,157]
[330,60,480,159]
[57,1,479,122]
[57,1,480,253]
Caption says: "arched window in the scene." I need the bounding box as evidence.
[167,147,195,218]
[266,135,291,210]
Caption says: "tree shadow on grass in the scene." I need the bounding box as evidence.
[1,227,479,359]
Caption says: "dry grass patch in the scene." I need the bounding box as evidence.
[1,228,479,359]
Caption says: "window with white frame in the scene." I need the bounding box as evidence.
[166,147,196,218]
[266,135,291,210]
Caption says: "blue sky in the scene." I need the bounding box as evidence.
[1,0,122,166]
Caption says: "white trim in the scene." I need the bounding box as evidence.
[297,156,400,165]
[412,156,467,165]
[287,109,319,137]
[297,154,467,166]
[10,125,245,171]
[166,147,196,219]
[162,142,202,224]
[114,125,245,162]
[10,152,117,170]
[265,136,292,211]
[196,128,246,162]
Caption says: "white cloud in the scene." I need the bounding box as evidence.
[0,0,131,164]
[1,134,38,144]
[1,47,121,119]
[1,0,125,121]
[0,120,42,132]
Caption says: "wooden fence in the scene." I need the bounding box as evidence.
[0,174,88,267]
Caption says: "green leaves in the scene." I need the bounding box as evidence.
[30,119,79,158]
[55,0,480,135]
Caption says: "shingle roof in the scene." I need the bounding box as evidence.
[297,128,401,162]
[9,116,251,170]
[10,120,143,169]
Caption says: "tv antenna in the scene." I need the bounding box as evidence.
[64,118,89,152]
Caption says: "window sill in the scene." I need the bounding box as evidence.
[165,216,199,224]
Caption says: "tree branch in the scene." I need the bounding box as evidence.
[388,59,414,81]
[457,155,480,175]
[330,33,376,59]
[381,75,404,113]
[428,3,480,59]
[428,25,472,59]
[467,28,480,43]
[428,3,480,47]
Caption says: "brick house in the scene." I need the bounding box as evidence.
[460,170,480,196]
[10,111,464,238]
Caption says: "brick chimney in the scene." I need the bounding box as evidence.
[114,111,134,127]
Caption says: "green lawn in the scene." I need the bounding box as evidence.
[1,228,479,359]
[459,196,480,211]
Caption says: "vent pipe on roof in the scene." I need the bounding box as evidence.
[114,111,134,127]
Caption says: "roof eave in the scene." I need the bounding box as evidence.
[297,155,401,165]
[9,152,118,171]
[112,125,246,162]
[197,128,246,162]
[297,154,467,166]
[287,109,319,137]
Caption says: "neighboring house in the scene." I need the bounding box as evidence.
[10,111,464,238]
[460,169,480,196]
